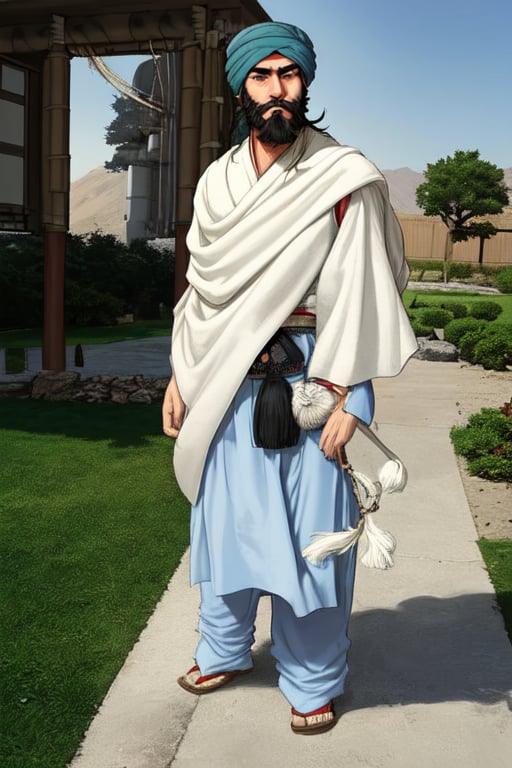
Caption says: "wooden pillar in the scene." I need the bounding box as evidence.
[41,30,70,372]
[42,231,66,370]
[174,43,202,305]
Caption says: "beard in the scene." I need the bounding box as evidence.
[241,89,309,146]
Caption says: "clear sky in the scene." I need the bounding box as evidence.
[69,0,511,180]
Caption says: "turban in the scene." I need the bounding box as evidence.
[225,22,316,96]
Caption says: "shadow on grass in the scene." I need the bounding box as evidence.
[0,399,165,448]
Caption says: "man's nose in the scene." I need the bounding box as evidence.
[268,72,285,98]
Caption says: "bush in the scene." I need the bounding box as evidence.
[451,407,512,482]
[468,301,503,321]
[444,317,487,346]
[473,329,512,371]
[495,268,512,294]
[438,301,468,318]
[459,329,485,364]
[411,320,435,338]
[65,280,124,326]
[417,307,454,328]
[447,262,473,280]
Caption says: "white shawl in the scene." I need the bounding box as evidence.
[172,128,417,503]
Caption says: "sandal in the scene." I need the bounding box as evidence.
[290,702,336,735]
[177,664,253,694]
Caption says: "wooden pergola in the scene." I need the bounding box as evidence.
[0,0,270,371]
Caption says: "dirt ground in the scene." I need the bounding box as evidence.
[453,366,512,540]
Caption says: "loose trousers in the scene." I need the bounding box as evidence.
[195,547,356,713]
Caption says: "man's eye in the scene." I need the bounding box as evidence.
[251,75,266,83]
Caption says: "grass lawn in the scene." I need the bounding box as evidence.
[402,290,512,325]
[0,400,190,768]
[0,319,171,349]
[478,540,512,644]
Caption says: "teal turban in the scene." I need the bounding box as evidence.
[225,22,316,96]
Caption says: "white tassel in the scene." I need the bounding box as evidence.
[356,422,407,493]
[291,380,338,431]
[302,519,365,565]
[351,469,382,511]
[303,514,396,569]
[359,515,396,569]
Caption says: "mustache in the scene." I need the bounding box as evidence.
[253,98,303,119]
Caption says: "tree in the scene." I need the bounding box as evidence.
[104,94,158,172]
[416,150,509,274]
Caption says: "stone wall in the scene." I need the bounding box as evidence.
[0,371,169,404]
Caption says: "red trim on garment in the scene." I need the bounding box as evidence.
[335,194,351,227]
[311,378,336,391]
[290,309,316,316]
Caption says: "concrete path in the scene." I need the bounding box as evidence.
[63,357,511,767]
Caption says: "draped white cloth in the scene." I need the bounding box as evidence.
[171,128,417,503]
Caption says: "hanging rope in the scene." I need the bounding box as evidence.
[88,55,165,113]
[302,445,401,570]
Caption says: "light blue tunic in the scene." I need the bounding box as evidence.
[189,333,374,619]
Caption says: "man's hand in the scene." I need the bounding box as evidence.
[319,405,358,460]
[162,375,186,438]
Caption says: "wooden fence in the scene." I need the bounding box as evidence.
[397,208,512,266]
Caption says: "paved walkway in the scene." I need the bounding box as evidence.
[0,337,173,380]
[58,352,512,768]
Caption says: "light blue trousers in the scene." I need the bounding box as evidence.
[195,548,356,713]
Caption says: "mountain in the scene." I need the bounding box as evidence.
[382,168,425,214]
[70,167,128,241]
[69,165,512,241]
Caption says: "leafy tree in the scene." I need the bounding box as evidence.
[104,95,158,172]
[416,150,509,273]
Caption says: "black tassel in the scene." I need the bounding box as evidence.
[253,375,300,449]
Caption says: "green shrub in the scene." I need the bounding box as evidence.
[469,301,503,321]
[438,301,468,318]
[473,330,512,371]
[444,317,487,346]
[65,281,124,326]
[447,262,473,280]
[417,307,454,328]
[459,330,485,364]
[451,408,512,482]
[467,454,512,482]
[495,268,512,294]
[411,320,436,338]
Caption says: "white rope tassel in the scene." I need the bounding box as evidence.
[302,518,365,565]
[302,513,396,569]
[302,433,407,569]
[356,422,408,493]
[359,514,396,569]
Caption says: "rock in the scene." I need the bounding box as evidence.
[31,371,80,400]
[0,381,32,398]
[5,372,168,404]
[413,338,459,362]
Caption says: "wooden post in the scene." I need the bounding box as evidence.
[41,26,70,372]
[174,43,202,305]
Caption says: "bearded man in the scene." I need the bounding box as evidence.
[162,22,417,735]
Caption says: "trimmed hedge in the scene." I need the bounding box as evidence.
[417,307,454,328]
[495,268,512,294]
[444,317,487,346]
[469,301,503,321]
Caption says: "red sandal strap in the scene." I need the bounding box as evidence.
[291,702,332,718]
